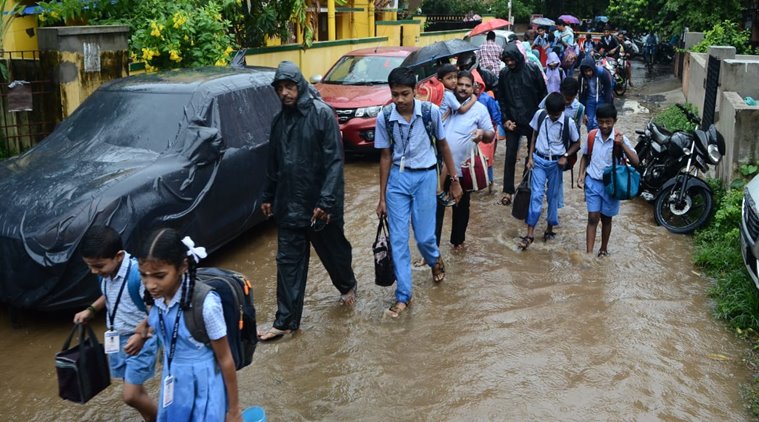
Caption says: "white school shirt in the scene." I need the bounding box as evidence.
[444,100,493,177]
[581,129,634,180]
[529,110,580,157]
[100,253,144,335]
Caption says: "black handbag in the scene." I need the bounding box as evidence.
[55,323,111,404]
[373,217,395,287]
[511,169,532,220]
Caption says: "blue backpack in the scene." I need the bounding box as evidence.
[98,256,146,313]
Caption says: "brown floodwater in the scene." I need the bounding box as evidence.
[0,66,752,421]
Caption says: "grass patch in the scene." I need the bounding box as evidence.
[694,180,759,418]
[653,103,700,132]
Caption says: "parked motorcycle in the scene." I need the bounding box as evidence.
[634,104,726,233]
[612,52,629,96]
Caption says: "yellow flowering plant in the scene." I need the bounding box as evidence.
[130,1,237,70]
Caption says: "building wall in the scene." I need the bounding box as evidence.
[4,15,38,51]
[245,36,389,80]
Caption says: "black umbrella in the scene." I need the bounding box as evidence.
[400,39,478,68]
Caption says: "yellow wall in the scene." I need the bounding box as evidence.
[375,24,400,46]
[401,21,420,47]
[245,36,389,80]
[3,5,39,51]
[417,29,470,47]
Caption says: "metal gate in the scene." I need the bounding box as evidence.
[701,54,721,129]
[0,50,55,157]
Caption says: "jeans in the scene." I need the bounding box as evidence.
[385,166,440,303]
[503,126,534,194]
[527,153,561,227]
[585,97,599,131]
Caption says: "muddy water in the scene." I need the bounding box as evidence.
[0,66,752,421]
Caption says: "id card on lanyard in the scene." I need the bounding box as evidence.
[158,306,182,408]
[102,259,132,354]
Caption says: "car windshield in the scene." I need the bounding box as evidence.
[323,55,405,85]
[58,90,193,152]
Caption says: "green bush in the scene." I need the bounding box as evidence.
[695,186,759,330]
[691,20,757,55]
[652,103,700,132]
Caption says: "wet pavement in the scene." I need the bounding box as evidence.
[0,61,753,421]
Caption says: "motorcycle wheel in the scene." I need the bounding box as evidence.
[614,79,626,96]
[653,181,713,234]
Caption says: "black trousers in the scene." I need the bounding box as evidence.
[273,222,356,331]
[435,178,472,247]
[503,126,534,194]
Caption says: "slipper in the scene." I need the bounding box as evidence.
[543,231,556,242]
[257,327,292,342]
[339,286,357,305]
[518,235,534,250]
[598,250,609,257]
[500,195,512,206]
[431,257,446,283]
[386,300,410,318]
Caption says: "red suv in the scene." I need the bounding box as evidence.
[314,47,417,153]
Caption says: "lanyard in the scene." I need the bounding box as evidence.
[103,259,132,331]
[158,305,182,376]
[398,118,417,158]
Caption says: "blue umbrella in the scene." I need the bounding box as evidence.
[531,17,555,26]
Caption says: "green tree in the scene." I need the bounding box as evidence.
[608,0,743,36]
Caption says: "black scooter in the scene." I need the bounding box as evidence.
[634,104,726,233]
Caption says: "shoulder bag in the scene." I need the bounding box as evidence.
[55,323,111,404]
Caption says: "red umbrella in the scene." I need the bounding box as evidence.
[469,18,511,37]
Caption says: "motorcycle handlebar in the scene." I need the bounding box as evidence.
[675,103,700,124]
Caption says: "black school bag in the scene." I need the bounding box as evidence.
[184,267,257,370]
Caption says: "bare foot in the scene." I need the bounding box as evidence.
[413,258,427,267]
[257,327,292,342]
[452,243,466,251]
[340,286,357,305]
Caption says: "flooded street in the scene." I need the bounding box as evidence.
[0,63,753,421]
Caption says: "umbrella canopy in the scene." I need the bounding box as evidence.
[531,17,555,26]
[400,39,478,68]
[469,18,511,37]
[558,14,580,24]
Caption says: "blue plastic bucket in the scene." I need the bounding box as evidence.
[242,406,267,422]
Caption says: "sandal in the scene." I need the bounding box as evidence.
[431,257,446,283]
[437,191,456,207]
[518,235,534,250]
[500,194,512,206]
[598,250,609,257]
[543,231,556,242]
[386,301,409,318]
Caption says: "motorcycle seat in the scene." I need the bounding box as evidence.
[650,123,671,144]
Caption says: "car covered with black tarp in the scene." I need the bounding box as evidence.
[0,66,280,311]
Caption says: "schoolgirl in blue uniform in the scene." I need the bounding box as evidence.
[137,228,241,422]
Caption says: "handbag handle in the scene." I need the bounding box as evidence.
[376,216,389,240]
[61,323,99,351]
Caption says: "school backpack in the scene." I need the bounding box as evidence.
[536,110,576,171]
[382,101,440,168]
[97,256,146,313]
[184,267,257,371]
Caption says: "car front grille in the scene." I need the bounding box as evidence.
[335,108,355,123]
[745,190,759,240]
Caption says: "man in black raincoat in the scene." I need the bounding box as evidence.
[497,43,547,206]
[258,61,357,341]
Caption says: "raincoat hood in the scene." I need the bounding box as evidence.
[547,52,561,66]
[272,61,313,114]
[501,43,525,68]
[579,54,595,72]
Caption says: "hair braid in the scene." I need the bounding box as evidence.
[183,258,197,311]
[142,288,155,307]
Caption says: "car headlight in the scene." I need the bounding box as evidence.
[355,106,382,118]
[707,143,722,164]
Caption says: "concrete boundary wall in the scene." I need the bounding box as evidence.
[717,92,759,184]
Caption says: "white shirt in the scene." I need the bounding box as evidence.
[100,253,145,335]
[444,100,493,176]
[153,288,227,345]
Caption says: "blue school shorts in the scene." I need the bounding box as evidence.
[108,334,158,385]
[584,175,620,217]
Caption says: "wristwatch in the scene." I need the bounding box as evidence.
[562,153,569,158]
